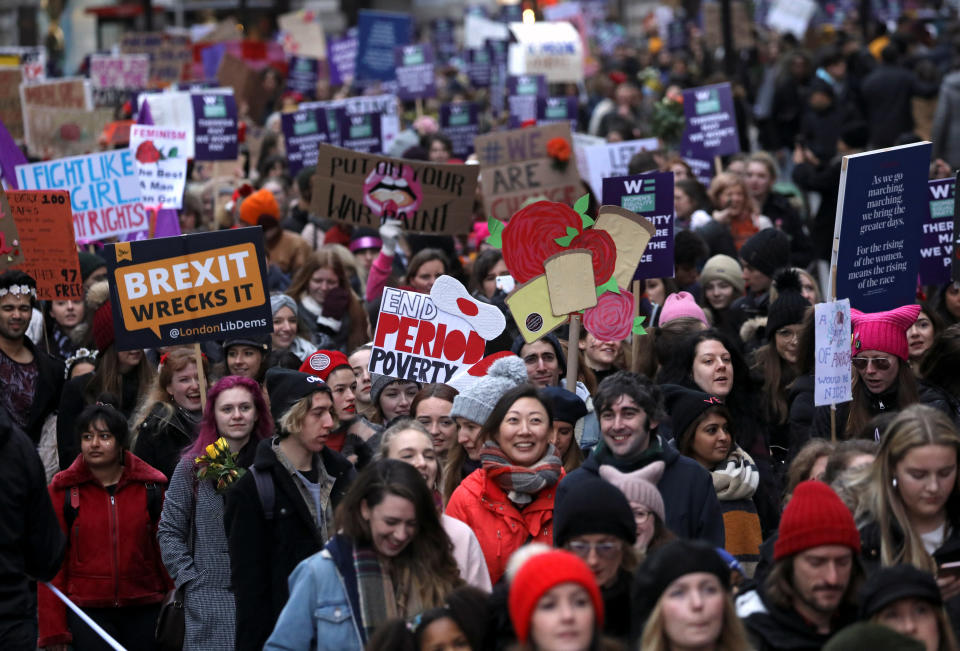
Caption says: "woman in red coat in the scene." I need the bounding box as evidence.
[446,384,564,584]
[39,401,171,651]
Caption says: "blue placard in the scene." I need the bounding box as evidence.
[355,10,413,83]
[602,172,676,280]
[832,142,931,311]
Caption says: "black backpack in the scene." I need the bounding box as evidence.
[63,482,162,530]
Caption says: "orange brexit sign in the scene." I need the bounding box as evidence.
[105,228,272,350]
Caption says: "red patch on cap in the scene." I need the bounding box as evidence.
[457,297,479,316]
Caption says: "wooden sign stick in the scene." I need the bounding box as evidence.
[194,342,208,412]
[565,314,581,393]
[631,279,641,373]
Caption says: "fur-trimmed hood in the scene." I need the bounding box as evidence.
[739,315,767,345]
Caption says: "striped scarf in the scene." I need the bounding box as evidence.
[480,440,562,505]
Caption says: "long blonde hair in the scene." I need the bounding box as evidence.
[855,404,960,572]
[640,590,751,651]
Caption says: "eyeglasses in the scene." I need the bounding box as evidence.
[776,328,801,342]
[633,509,653,524]
[567,541,621,559]
[851,356,893,371]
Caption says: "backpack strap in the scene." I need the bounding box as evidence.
[144,482,161,523]
[251,466,275,521]
[63,486,80,530]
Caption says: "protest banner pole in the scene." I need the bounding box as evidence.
[194,343,208,412]
[631,279,640,373]
[415,98,424,118]
[148,208,158,239]
[45,583,127,651]
[565,314,581,392]
[714,156,723,176]
[829,233,840,443]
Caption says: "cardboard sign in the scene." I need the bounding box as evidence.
[106,228,270,350]
[507,21,584,83]
[286,56,322,99]
[439,102,479,159]
[311,144,480,235]
[475,122,582,222]
[356,10,414,82]
[537,96,579,131]
[89,54,150,107]
[577,138,660,196]
[328,31,358,86]
[0,188,25,271]
[831,142,931,310]
[278,10,329,61]
[369,285,492,383]
[920,178,955,286]
[24,106,112,160]
[680,83,740,159]
[20,78,91,151]
[814,299,853,407]
[507,74,546,128]
[217,54,267,125]
[129,125,188,210]
[282,107,330,177]
[15,150,146,242]
[9,190,81,299]
[192,93,239,161]
[0,66,23,141]
[766,0,817,38]
[602,173,675,280]
[395,44,436,101]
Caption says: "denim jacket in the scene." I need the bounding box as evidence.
[264,543,364,651]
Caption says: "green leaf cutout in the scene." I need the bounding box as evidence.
[595,276,620,296]
[632,316,647,336]
[554,225,578,247]
[485,216,505,248]
[168,147,179,158]
[574,193,594,227]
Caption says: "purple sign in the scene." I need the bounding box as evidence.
[191,93,238,161]
[680,83,740,159]
[466,48,492,88]
[920,177,955,286]
[487,39,508,116]
[395,44,436,101]
[286,56,321,98]
[328,30,358,87]
[431,18,457,63]
[439,102,479,159]
[507,74,547,128]
[338,111,382,153]
[356,10,413,83]
[602,172,676,280]
[537,96,579,132]
[282,107,330,177]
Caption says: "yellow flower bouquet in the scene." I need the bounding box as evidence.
[194,437,246,494]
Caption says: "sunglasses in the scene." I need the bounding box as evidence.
[851,356,893,371]
[567,541,621,559]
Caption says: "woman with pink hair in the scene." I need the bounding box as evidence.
[157,376,273,650]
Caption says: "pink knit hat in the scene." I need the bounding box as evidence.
[659,291,708,326]
[851,304,921,361]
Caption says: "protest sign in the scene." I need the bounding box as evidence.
[285,56,322,99]
[439,102,479,159]
[475,122,582,222]
[104,228,272,350]
[16,150,146,242]
[814,299,853,407]
[129,125,188,211]
[680,83,740,159]
[337,112,382,154]
[920,177,955,286]
[137,93,197,159]
[465,48,493,88]
[302,93,399,154]
[282,107,330,177]
[464,13,509,49]
[766,0,817,38]
[8,190,81,299]
[192,93,238,161]
[217,54,268,125]
[602,172,675,280]
[537,96,579,132]
[0,47,45,81]
[119,32,191,86]
[395,44,436,101]
[89,54,150,107]
[356,10,413,83]
[23,106,112,160]
[369,278,505,383]
[508,22,584,83]
[954,170,960,286]
[831,142,931,311]
[0,66,22,141]
[20,78,91,151]
[311,144,480,235]
[702,2,754,50]
[328,30,358,87]
[577,138,660,196]
[507,74,547,128]
[278,9,329,61]
[0,188,24,271]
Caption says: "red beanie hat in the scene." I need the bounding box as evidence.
[239,188,279,226]
[774,481,861,561]
[509,550,603,643]
[92,300,114,353]
[851,304,920,361]
[299,350,351,382]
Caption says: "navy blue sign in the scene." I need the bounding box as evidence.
[395,44,436,101]
[282,107,330,177]
[439,102,479,159]
[919,178,954,286]
[337,111,382,153]
[285,56,321,99]
[537,96,579,132]
[191,93,238,161]
[356,10,413,83]
[602,172,676,280]
[680,83,740,159]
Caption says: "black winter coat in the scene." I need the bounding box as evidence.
[224,438,355,651]
[0,410,65,647]
[737,585,856,650]
[792,158,842,262]
[17,337,64,447]
[813,383,951,441]
[760,193,814,269]
[132,403,201,481]
[786,375,815,459]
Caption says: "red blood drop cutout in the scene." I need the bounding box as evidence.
[457,297,479,316]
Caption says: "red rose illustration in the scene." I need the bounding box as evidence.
[59,124,81,141]
[583,289,634,341]
[501,201,582,283]
[135,140,162,164]
[569,228,617,286]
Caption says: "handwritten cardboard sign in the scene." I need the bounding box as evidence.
[475,122,582,222]
[129,125,188,210]
[311,143,479,235]
[24,106,113,159]
[278,9,328,61]
[15,150,146,242]
[0,188,25,271]
[0,66,23,141]
[9,190,81,299]
[89,54,149,107]
[104,227,272,350]
[20,77,91,150]
[814,299,852,407]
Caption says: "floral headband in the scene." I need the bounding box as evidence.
[64,347,98,379]
[0,284,36,299]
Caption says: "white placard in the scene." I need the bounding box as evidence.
[577,138,660,196]
[814,299,853,407]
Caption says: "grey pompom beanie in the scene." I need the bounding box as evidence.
[450,356,528,425]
